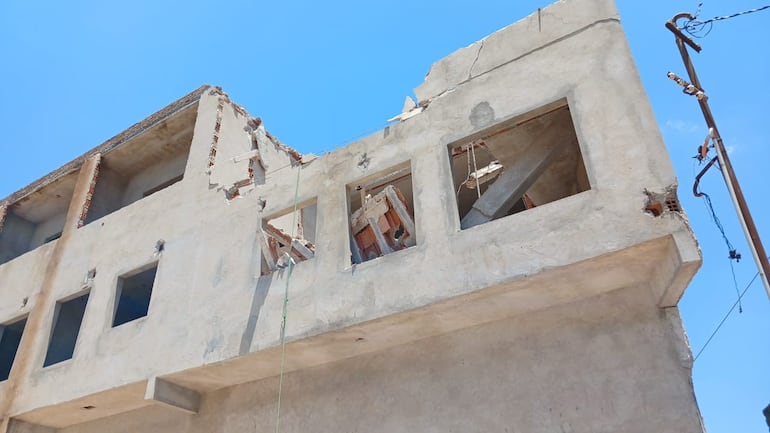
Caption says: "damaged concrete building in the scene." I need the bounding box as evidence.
[0,0,705,432]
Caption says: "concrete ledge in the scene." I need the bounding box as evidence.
[145,377,201,414]
[6,419,56,433]
[8,233,695,428]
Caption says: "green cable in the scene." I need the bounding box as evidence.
[274,162,302,433]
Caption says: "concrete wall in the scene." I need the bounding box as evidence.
[83,166,126,225]
[29,213,66,249]
[120,152,188,206]
[57,286,703,433]
[0,0,703,430]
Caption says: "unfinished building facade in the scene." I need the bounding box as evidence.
[0,0,705,432]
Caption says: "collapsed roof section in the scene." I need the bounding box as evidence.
[0,86,304,263]
[203,90,303,200]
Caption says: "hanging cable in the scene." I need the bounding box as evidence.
[693,271,760,361]
[274,163,302,433]
[681,4,770,37]
[469,142,482,199]
[693,142,743,311]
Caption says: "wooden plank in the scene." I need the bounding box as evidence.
[367,216,393,254]
[291,239,315,259]
[383,186,416,243]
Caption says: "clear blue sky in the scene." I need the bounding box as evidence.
[1,1,768,431]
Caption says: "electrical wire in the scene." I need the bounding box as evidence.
[682,4,770,37]
[693,271,760,361]
[693,149,744,312]
[273,164,302,433]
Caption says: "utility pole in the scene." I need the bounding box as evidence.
[665,13,770,301]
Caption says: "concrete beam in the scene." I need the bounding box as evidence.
[461,140,559,229]
[6,419,55,433]
[144,377,201,414]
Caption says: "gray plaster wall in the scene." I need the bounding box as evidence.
[82,166,126,225]
[29,213,66,249]
[0,214,36,264]
[120,151,188,206]
[59,286,704,433]
[0,0,703,429]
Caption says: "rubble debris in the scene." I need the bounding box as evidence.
[259,223,315,275]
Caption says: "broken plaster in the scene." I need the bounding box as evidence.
[643,186,682,217]
[0,204,6,234]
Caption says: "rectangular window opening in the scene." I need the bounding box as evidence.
[0,316,28,381]
[347,162,417,264]
[0,170,78,265]
[113,264,157,327]
[44,293,89,367]
[448,102,589,230]
[260,201,318,275]
[83,103,198,225]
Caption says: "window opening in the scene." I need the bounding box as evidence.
[83,104,197,224]
[259,202,317,275]
[347,163,416,264]
[44,293,89,367]
[113,264,157,327]
[143,174,185,198]
[0,171,78,265]
[448,102,589,230]
[0,316,27,381]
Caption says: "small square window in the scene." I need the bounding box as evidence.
[347,162,417,264]
[0,316,27,381]
[44,293,89,367]
[113,264,157,327]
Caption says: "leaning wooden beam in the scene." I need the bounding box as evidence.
[367,216,394,255]
[291,239,315,259]
[460,141,559,229]
[383,186,416,247]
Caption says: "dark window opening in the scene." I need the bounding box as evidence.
[113,265,157,327]
[143,174,185,198]
[347,163,417,264]
[259,202,317,275]
[0,171,78,265]
[0,317,27,381]
[448,101,589,230]
[44,293,89,367]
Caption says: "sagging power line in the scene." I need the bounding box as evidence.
[680,3,770,38]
